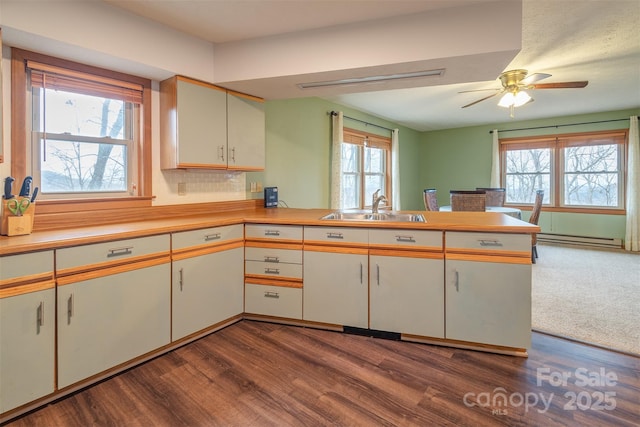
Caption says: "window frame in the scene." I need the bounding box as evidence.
[500,129,628,214]
[341,127,392,210]
[11,48,153,213]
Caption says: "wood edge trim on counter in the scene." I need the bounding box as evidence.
[244,241,303,250]
[401,334,528,357]
[0,279,55,298]
[368,248,444,259]
[445,252,532,265]
[243,237,303,245]
[303,244,369,255]
[56,255,171,286]
[244,277,303,288]
[171,240,244,260]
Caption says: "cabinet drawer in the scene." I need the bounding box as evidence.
[369,229,442,249]
[245,224,302,242]
[304,226,368,245]
[0,250,54,281]
[56,235,170,271]
[245,261,303,279]
[172,224,243,250]
[245,247,302,264]
[446,232,530,253]
[245,283,302,319]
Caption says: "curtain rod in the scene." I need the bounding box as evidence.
[329,110,394,132]
[489,116,639,134]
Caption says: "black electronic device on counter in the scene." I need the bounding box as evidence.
[264,187,278,208]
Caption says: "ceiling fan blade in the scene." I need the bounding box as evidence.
[458,88,501,94]
[461,91,502,108]
[530,81,589,89]
[521,72,551,85]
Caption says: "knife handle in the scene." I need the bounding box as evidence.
[3,177,15,199]
[19,176,33,197]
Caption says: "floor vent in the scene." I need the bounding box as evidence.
[538,233,623,249]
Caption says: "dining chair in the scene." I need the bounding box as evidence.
[529,189,544,263]
[476,187,506,207]
[423,189,439,211]
[450,190,486,212]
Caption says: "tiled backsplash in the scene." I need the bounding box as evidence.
[159,169,247,204]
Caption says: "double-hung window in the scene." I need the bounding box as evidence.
[11,48,152,207]
[501,130,627,211]
[341,128,391,209]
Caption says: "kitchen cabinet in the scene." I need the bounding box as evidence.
[244,224,303,320]
[56,236,171,389]
[445,232,532,349]
[303,226,369,328]
[0,251,55,413]
[171,225,244,341]
[369,229,444,337]
[160,75,264,171]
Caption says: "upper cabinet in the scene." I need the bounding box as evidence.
[160,75,265,171]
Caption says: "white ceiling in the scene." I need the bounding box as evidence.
[103,0,640,131]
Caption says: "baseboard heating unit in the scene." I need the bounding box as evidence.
[537,233,623,249]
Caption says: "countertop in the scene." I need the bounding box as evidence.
[0,208,539,256]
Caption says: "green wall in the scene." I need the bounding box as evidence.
[250,97,422,209]
[419,108,639,240]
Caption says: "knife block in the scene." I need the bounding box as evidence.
[1,199,35,236]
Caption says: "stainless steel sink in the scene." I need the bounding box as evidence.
[320,211,425,222]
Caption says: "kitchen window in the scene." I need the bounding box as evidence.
[501,130,627,211]
[11,48,152,208]
[341,128,391,209]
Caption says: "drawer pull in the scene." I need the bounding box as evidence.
[107,246,133,257]
[37,301,44,329]
[264,230,281,236]
[204,233,221,241]
[327,232,344,239]
[396,235,416,243]
[264,291,280,299]
[264,268,281,275]
[478,239,503,247]
[264,256,280,263]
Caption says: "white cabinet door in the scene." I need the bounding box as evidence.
[172,246,243,341]
[176,78,227,167]
[303,249,368,328]
[57,263,171,388]
[446,259,531,349]
[0,288,55,413]
[227,93,265,170]
[369,254,444,337]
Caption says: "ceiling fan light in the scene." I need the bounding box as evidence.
[498,92,515,107]
[513,90,532,107]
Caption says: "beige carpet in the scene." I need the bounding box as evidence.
[531,243,640,356]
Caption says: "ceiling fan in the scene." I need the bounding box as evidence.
[460,69,589,117]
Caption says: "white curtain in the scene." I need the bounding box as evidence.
[391,128,401,210]
[625,116,639,251]
[330,111,344,209]
[490,129,500,187]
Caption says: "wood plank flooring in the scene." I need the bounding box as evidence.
[4,321,639,426]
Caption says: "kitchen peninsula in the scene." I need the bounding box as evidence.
[0,207,538,423]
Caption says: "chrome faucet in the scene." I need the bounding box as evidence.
[372,189,388,213]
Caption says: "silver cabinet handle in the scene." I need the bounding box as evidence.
[67,294,74,324]
[479,239,503,247]
[179,268,184,291]
[264,256,280,263]
[396,235,416,243]
[219,145,225,161]
[376,264,380,286]
[264,291,279,299]
[107,246,133,257]
[37,301,44,329]
[360,262,363,284]
[264,230,280,236]
[231,147,236,163]
[264,267,280,275]
[327,232,344,239]
[454,270,460,292]
[204,233,221,241]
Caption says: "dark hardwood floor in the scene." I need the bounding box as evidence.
[5,321,639,427]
